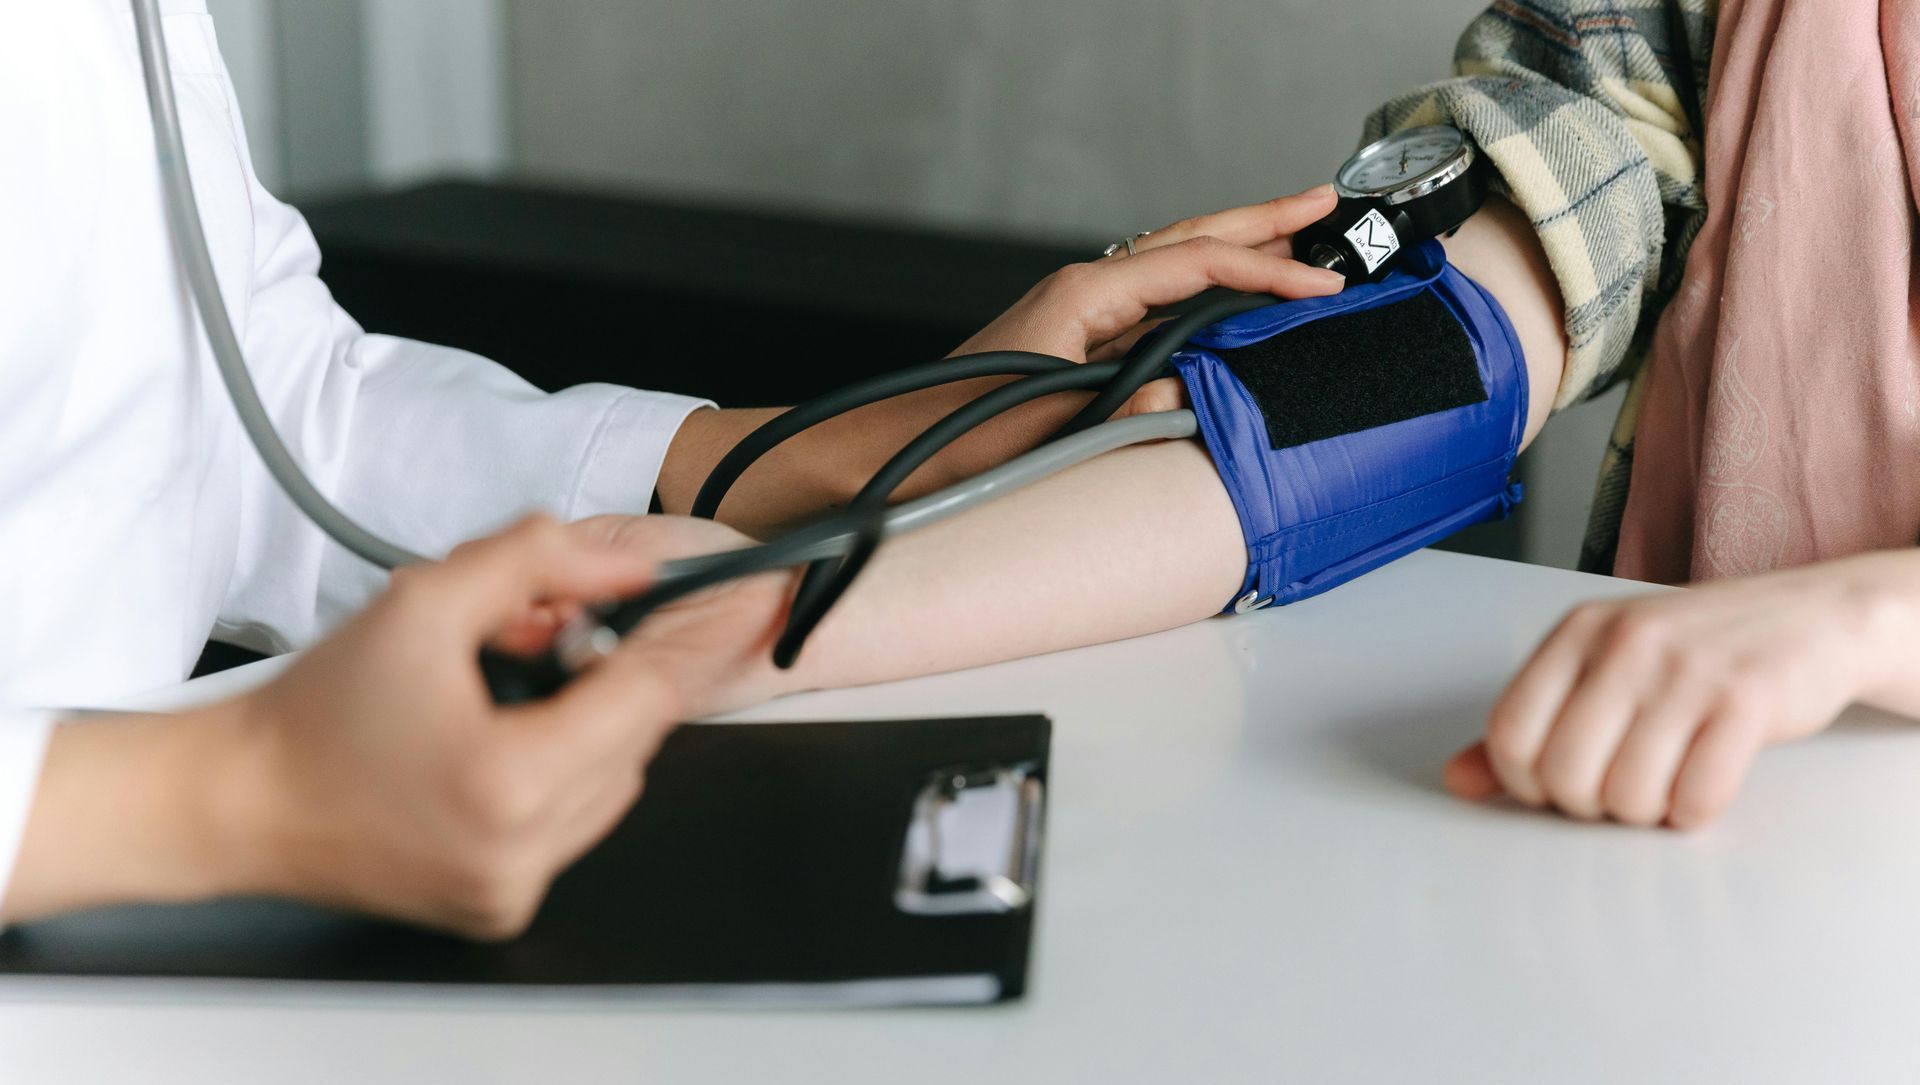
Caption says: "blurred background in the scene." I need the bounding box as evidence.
[201,0,1624,571]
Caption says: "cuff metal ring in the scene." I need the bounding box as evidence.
[1100,230,1153,259]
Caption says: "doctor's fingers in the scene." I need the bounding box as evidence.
[1114,377,1188,417]
[1083,193,1341,360]
[480,757,651,941]
[1122,185,1338,257]
[566,512,755,563]
[404,659,671,926]
[1086,242,1313,355]
[504,648,687,779]
[428,756,648,942]
[1073,237,1344,336]
[400,515,661,640]
[548,757,650,874]
[490,602,586,659]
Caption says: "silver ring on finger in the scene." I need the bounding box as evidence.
[1100,230,1153,259]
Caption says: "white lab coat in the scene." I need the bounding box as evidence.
[0,2,710,902]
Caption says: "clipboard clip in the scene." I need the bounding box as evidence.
[896,762,1045,916]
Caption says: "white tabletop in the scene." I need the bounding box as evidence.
[5,549,1918,1084]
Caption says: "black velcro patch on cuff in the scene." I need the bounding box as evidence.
[1215,291,1487,451]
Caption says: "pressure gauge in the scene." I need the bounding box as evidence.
[1335,125,1476,202]
[1293,124,1491,284]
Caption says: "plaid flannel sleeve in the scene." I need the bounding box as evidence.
[1364,0,1712,409]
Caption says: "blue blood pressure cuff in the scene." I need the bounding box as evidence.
[1172,241,1528,614]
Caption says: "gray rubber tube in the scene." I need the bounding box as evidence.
[650,410,1199,586]
[132,0,425,570]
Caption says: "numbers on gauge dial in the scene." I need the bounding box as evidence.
[1340,129,1465,195]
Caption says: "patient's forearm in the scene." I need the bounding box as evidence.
[783,437,1247,692]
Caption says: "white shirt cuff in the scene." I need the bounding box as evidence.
[0,712,55,919]
[570,390,714,518]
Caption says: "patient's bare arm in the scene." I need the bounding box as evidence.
[1442,197,1564,448]
[762,197,1568,696]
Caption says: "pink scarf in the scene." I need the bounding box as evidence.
[1615,0,1920,583]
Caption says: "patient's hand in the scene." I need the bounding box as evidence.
[659,188,1344,528]
[1447,550,1920,829]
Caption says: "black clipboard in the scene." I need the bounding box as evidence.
[0,715,1049,1006]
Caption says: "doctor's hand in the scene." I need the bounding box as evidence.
[1442,551,1920,829]
[951,184,1344,416]
[655,186,1342,532]
[562,513,799,717]
[3,515,793,938]
[235,515,795,938]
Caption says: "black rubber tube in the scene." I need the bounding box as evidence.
[1049,291,1276,440]
[772,362,1124,667]
[691,351,1074,520]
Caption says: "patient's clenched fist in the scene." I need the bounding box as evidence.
[1447,552,1920,830]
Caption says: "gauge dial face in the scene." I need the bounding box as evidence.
[1337,126,1469,197]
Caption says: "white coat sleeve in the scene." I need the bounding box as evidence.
[204,91,711,652]
[0,713,53,916]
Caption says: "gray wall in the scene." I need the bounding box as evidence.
[205,0,282,185]
[506,0,1489,243]
[204,0,508,198]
